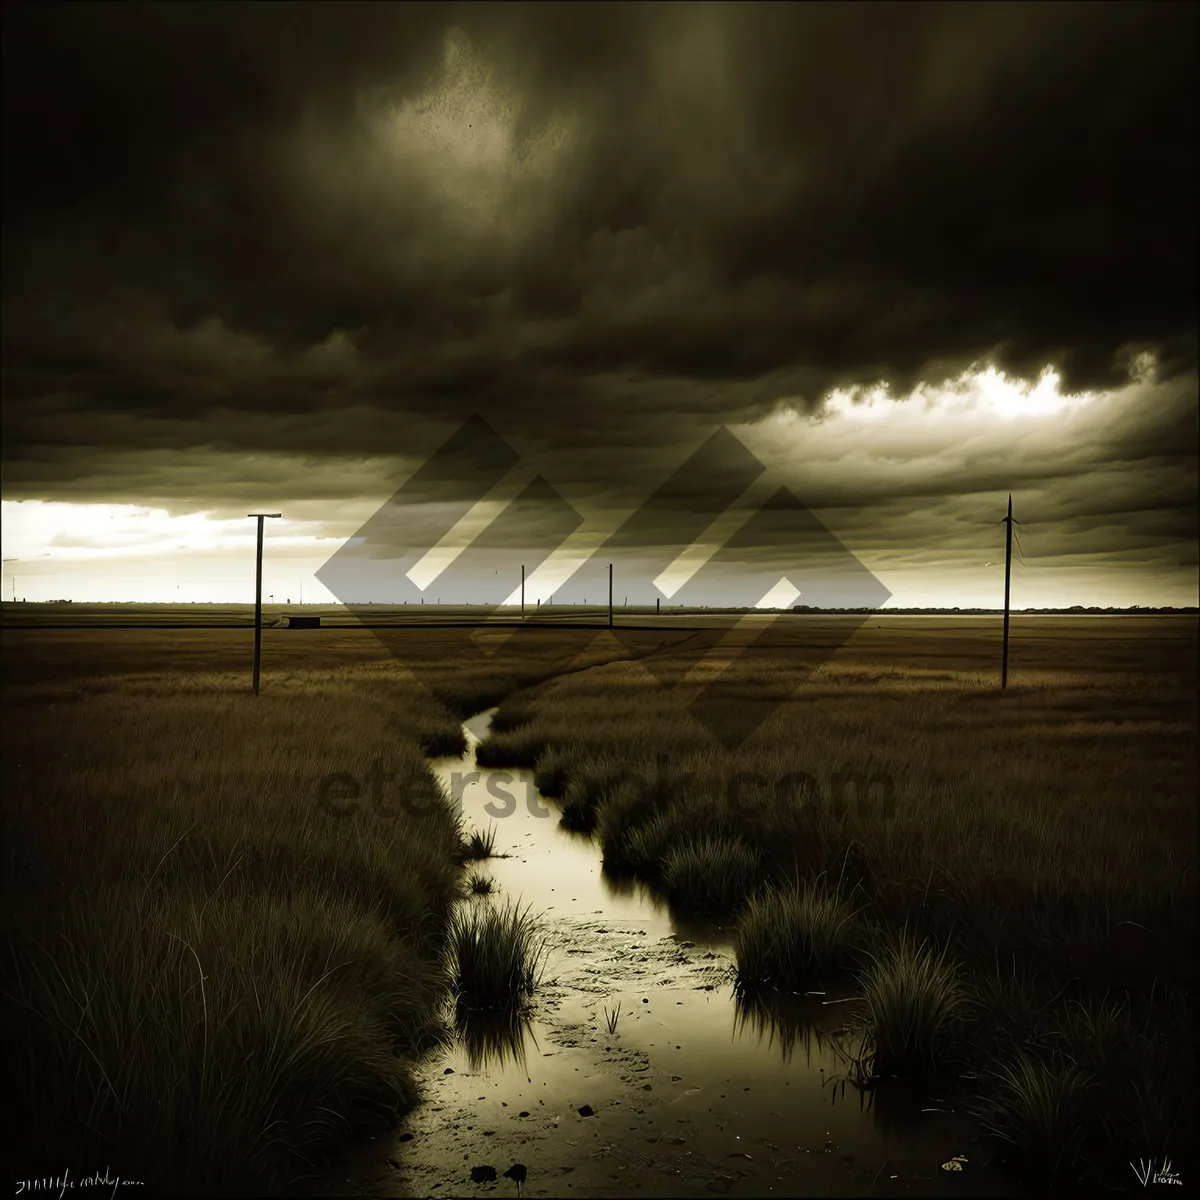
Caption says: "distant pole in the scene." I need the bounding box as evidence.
[656,596,660,615]
[521,564,525,619]
[248,513,282,695]
[608,563,613,627]
[1001,494,1017,689]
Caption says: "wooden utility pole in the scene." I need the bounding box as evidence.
[521,564,525,619]
[1001,494,1019,689]
[249,513,281,695]
[608,563,613,627]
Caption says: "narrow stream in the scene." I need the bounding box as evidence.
[321,710,1015,1198]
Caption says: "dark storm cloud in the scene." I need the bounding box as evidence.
[2,0,1196,516]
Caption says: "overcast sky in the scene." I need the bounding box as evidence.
[2,2,1196,606]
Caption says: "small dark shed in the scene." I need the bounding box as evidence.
[286,614,321,629]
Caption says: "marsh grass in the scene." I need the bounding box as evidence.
[532,743,573,798]
[603,1001,621,1034]
[0,655,481,1193]
[661,836,760,916]
[445,899,547,1009]
[622,807,698,876]
[853,931,971,1078]
[420,726,469,758]
[465,869,495,896]
[735,879,858,989]
[464,624,1196,1188]
[969,1049,1094,1179]
[461,824,499,860]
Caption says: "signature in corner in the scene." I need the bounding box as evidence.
[1131,1157,1183,1187]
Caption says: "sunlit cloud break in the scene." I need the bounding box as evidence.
[817,361,1105,423]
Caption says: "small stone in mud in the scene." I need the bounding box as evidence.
[470,1166,497,1183]
[643,1084,652,1091]
[444,1068,455,1074]
[670,1137,686,1145]
[642,998,649,1004]
[519,1111,529,1117]
[577,1105,595,1117]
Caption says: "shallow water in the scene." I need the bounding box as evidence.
[314,710,1016,1198]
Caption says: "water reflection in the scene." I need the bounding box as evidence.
[453,1001,538,1072]
[732,985,838,1065]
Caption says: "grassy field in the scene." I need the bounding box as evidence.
[473,615,1198,1189]
[0,623,661,1194]
[2,614,1195,1193]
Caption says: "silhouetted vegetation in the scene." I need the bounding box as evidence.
[735,879,858,988]
[446,899,547,1010]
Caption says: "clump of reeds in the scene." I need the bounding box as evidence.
[532,743,572,798]
[445,899,547,1009]
[620,807,695,876]
[969,1048,1093,1179]
[735,879,857,988]
[464,869,495,896]
[460,825,498,860]
[661,836,759,916]
[854,930,969,1076]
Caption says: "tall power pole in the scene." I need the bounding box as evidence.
[249,513,282,695]
[521,564,525,619]
[1001,494,1019,689]
[608,563,613,627]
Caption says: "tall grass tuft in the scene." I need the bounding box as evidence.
[3,885,448,1193]
[532,743,572,798]
[461,825,498,860]
[970,1049,1093,1179]
[464,869,495,896]
[855,931,969,1077]
[661,836,759,916]
[445,899,547,1009]
[735,880,857,988]
[622,807,696,876]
